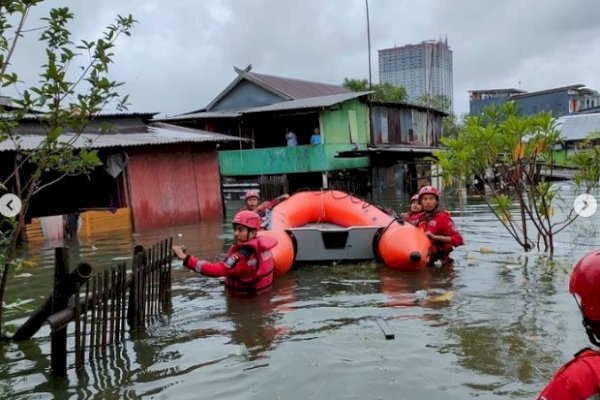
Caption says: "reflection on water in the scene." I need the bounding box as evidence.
[1,184,600,399]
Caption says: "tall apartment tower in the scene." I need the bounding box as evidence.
[378,38,453,112]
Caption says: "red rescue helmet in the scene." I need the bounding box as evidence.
[418,185,439,200]
[244,190,260,201]
[570,250,600,321]
[411,194,419,202]
[232,210,261,230]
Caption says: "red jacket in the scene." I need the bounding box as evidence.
[418,210,464,256]
[406,211,423,226]
[185,236,278,292]
[536,348,600,400]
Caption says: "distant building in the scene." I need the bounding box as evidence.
[469,84,600,116]
[378,38,453,112]
[553,113,600,166]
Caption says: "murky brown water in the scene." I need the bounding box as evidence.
[2,183,599,399]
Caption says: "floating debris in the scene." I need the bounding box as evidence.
[429,290,455,303]
[3,298,35,309]
[374,317,395,340]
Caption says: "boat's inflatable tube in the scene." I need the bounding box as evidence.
[261,190,431,274]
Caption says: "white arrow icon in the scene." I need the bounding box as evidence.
[574,194,597,218]
[0,193,22,218]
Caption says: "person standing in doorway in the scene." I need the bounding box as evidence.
[310,127,321,145]
[286,129,297,147]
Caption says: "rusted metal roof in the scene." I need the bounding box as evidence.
[246,71,351,99]
[241,92,371,114]
[370,100,449,116]
[204,65,351,111]
[0,122,245,152]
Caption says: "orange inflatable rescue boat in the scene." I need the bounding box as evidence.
[257,190,431,275]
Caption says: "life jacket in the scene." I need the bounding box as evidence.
[224,236,277,292]
[568,348,600,386]
[537,348,600,400]
[417,209,463,255]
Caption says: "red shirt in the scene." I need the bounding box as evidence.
[536,348,600,400]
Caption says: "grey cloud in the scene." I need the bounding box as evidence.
[2,0,600,117]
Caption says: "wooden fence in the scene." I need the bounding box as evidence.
[12,238,173,377]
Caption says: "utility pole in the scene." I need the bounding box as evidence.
[365,0,372,89]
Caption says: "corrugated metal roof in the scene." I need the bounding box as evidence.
[247,71,352,99]
[241,92,371,114]
[0,113,43,120]
[203,66,352,111]
[0,122,245,152]
[1,111,158,121]
[511,84,586,99]
[556,113,600,142]
[154,110,241,122]
[156,92,371,121]
[370,100,448,116]
[468,88,525,94]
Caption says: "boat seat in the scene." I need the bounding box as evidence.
[286,225,383,262]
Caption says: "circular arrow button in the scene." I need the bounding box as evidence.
[0,193,22,218]
[574,194,597,218]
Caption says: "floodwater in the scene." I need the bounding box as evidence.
[1,183,599,399]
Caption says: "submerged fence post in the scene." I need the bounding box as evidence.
[50,247,69,377]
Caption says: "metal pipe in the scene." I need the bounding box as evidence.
[13,262,92,341]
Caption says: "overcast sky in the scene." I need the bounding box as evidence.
[5,0,600,117]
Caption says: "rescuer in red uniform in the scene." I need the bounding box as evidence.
[172,210,277,292]
[536,250,600,400]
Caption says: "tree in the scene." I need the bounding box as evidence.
[414,93,451,113]
[0,1,136,337]
[342,78,407,103]
[435,101,600,257]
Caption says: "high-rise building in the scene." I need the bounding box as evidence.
[378,38,453,112]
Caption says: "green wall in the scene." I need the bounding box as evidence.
[218,144,369,176]
[321,98,370,145]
